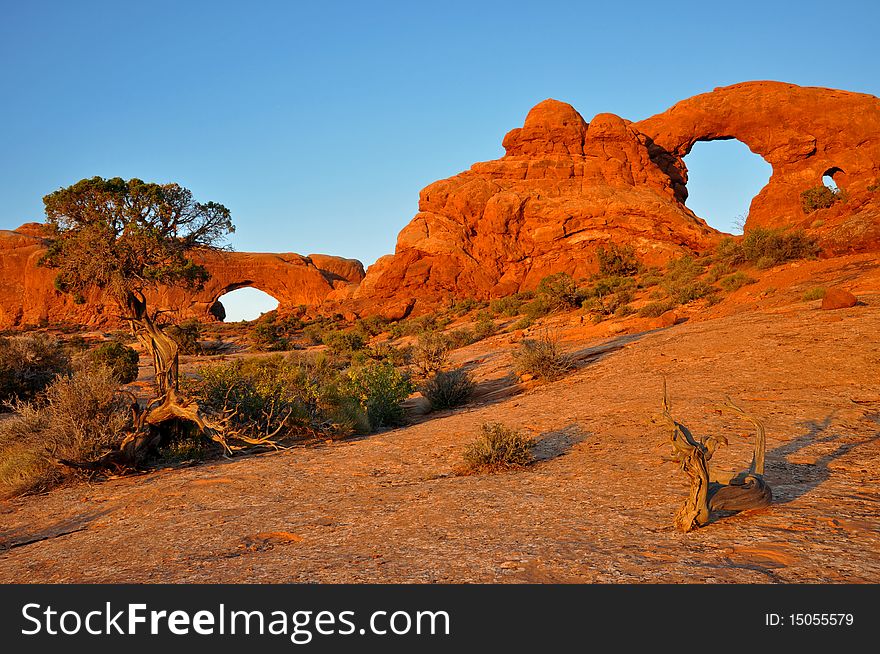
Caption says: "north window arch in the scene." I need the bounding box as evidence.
[213,285,280,322]
[682,138,772,234]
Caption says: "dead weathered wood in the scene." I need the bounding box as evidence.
[661,379,771,532]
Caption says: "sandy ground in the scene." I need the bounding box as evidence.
[2,278,878,582]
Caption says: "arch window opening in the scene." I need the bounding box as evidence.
[215,286,280,322]
[822,167,845,192]
[682,139,772,235]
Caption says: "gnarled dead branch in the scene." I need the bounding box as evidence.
[661,379,771,532]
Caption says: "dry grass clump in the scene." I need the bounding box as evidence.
[512,332,573,381]
[421,368,474,410]
[802,286,827,301]
[0,334,71,407]
[462,422,534,473]
[0,365,132,498]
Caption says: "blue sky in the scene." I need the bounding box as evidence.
[2,1,878,320]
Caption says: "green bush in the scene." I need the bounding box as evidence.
[421,368,475,410]
[462,423,534,473]
[0,365,131,497]
[186,356,318,441]
[714,228,820,270]
[413,331,451,374]
[473,316,497,341]
[512,333,572,381]
[718,272,757,293]
[89,341,139,384]
[0,334,71,407]
[354,315,389,338]
[801,185,845,213]
[583,288,634,318]
[250,316,290,351]
[536,272,583,309]
[596,243,640,277]
[522,297,554,320]
[742,228,820,268]
[802,286,827,301]
[323,330,366,357]
[659,255,715,304]
[490,292,533,317]
[341,362,414,431]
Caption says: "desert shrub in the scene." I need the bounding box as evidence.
[354,315,389,338]
[447,327,475,349]
[388,313,445,340]
[490,292,533,317]
[638,270,663,288]
[714,237,747,268]
[421,368,475,410]
[365,342,411,367]
[0,334,71,407]
[510,317,533,331]
[323,330,366,357]
[462,422,534,473]
[302,323,327,346]
[638,300,676,318]
[88,341,139,384]
[589,275,635,298]
[660,255,715,304]
[166,319,202,354]
[451,297,485,316]
[512,332,572,381]
[714,228,820,270]
[250,320,289,351]
[802,286,827,301]
[718,272,757,293]
[536,272,583,309]
[522,297,554,320]
[186,356,321,441]
[705,260,736,283]
[801,185,845,213]
[868,180,880,192]
[473,315,497,341]
[596,243,641,277]
[614,303,635,318]
[413,331,451,374]
[0,366,132,497]
[741,228,820,268]
[341,362,414,431]
[583,287,635,318]
[668,280,716,304]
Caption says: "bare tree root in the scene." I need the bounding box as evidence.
[661,379,771,532]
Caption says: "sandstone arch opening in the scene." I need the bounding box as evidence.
[823,166,845,191]
[214,286,280,322]
[683,139,772,234]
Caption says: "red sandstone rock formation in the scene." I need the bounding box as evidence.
[635,81,880,235]
[3,82,879,326]
[0,223,364,329]
[350,100,720,318]
[350,82,880,318]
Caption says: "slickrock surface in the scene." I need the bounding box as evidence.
[2,298,877,583]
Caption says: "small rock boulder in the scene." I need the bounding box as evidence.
[821,288,858,310]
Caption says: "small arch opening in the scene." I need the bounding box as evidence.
[823,166,845,191]
[215,286,280,322]
[683,138,772,234]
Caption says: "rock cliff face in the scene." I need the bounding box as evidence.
[350,100,720,318]
[0,224,364,329]
[350,81,880,317]
[3,81,879,326]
